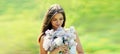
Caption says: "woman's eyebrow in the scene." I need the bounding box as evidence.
[53,18,57,19]
[60,17,63,19]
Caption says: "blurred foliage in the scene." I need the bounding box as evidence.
[0,0,120,54]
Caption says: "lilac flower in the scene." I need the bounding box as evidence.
[43,26,77,54]
[54,37,63,46]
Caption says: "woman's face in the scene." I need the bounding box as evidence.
[51,13,64,30]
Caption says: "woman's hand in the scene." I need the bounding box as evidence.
[59,45,69,54]
[50,45,69,54]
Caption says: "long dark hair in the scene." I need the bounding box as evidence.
[38,4,66,42]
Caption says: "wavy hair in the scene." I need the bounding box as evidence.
[38,4,66,42]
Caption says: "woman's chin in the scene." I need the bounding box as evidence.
[54,26,59,29]
[53,25,61,30]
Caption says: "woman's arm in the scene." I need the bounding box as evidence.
[75,32,84,54]
[39,36,48,54]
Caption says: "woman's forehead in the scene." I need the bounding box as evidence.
[53,13,63,19]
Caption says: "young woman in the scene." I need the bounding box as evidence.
[38,4,84,54]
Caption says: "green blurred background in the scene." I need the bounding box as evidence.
[0,0,120,54]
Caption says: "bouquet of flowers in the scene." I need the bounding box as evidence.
[43,26,77,54]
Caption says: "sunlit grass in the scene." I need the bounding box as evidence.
[0,20,41,54]
[0,0,120,54]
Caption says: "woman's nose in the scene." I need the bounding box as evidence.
[56,20,60,24]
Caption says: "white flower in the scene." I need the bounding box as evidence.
[69,26,75,33]
[43,36,52,50]
[45,29,54,36]
[49,41,56,51]
[54,37,63,46]
[43,26,77,53]
[54,27,65,37]
[69,39,76,46]
[66,26,76,40]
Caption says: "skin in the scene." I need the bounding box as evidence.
[51,13,64,30]
[40,13,84,54]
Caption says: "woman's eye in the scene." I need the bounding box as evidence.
[60,18,63,20]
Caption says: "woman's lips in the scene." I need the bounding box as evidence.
[56,24,60,27]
